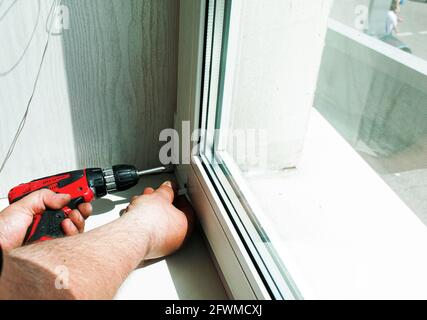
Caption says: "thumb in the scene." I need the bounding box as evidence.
[15,189,71,216]
[154,181,175,204]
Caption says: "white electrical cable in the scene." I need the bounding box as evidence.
[0,1,41,77]
[0,0,62,198]
[0,0,18,21]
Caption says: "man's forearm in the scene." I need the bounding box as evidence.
[0,213,151,299]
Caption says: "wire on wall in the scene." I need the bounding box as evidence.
[0,0,41,77]
[0,0,62,199]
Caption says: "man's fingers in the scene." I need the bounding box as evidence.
[174,196,195,238]
[77,203,92,220]
[67,209,85,233]
[143,187,155,195]
[45,193,71,210]
[154,181,175,204]
[61,218,79,236]
[129,187,155,202]
[131,185,174,204]
[15,189,71,215]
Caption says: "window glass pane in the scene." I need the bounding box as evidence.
[317,0,427,224]
[203,0,427,299]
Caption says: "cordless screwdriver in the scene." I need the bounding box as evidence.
[7,165,169,244]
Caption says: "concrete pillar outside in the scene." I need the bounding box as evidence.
[220,0,334,172]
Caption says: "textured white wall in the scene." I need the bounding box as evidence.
[0,0,179,196]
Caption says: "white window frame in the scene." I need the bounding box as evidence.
[175,0,300,300]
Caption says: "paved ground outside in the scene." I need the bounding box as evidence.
[331,0,427,61]
[397,0,427,60]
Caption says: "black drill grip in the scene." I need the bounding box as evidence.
[24,197,85,245]
[25,209,67,244]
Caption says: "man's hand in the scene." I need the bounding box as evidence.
[124,181,194,260]
[0,181,193,299]
[0,189,92,251]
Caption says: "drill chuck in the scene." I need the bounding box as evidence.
[101,165,139,193]
[111,165,139,192]
[101,165,169,194]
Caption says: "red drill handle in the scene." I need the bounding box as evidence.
[8,170,99,245]
[8,165,138,244]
